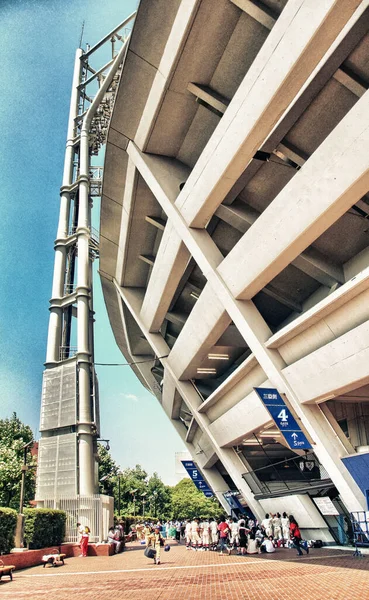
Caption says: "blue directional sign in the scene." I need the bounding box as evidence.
[254,387,312,450]
[181,460,214,497]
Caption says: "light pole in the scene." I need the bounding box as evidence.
[118,472,122,517]
[97,439,110,451]
[130,489,138,517]
[152,490,158,518]
[141,492,147,518]
[15,441,34,548]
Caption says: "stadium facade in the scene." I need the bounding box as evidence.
[34,0,369,544]
[99,0,369,543]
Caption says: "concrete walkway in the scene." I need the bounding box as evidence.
[1,540,368,599]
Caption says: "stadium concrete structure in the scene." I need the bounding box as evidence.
[99,0,369,543]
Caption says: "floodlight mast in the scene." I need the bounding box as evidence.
[36,14,135,529]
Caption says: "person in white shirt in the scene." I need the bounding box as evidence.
[261,513,273,537]
[272,513,282,540]
[246,532,260,554]
[260,535,276,553]
[228,517,240,555]
[209,518,218,550]
[201,520,210,550]
[185,520,192,549]
[281,512,290,545]
[191,518,201,550]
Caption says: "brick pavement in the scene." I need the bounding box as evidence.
[1,540,369,600]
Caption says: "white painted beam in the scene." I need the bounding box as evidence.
[187,82,229,114]
[230,0,276,31]
[176,0,363,228]
[219,90,369,299]
[140,223,190,332]
[333,65,368,97]
[134,0,201,151]
[169,284,231,381]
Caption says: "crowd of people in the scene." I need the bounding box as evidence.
[130,512,310,561]
[77,512,310,562]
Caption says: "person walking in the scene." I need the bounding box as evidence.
[148,526,164,565]
[289,515,309,556]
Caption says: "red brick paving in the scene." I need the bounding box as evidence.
[1,540,369,599]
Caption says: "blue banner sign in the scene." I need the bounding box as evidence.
[254,387,312,450]
[181,460,214,497]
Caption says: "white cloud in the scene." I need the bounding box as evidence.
[120,393,139,402]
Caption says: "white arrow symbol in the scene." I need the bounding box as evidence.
[291,433,298,440]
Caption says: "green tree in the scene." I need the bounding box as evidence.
[171,478,222,520]
[147,472,172,518]
[116,464,148,516]
[97,443,120,498]
[0,413,36,509]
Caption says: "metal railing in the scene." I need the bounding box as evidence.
[242,452,332,498]
[64,283,76,296]
[43,495,113,543]
[60,346,78,361]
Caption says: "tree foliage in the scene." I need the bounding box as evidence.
[171,479,223,520]
[0,413,36,509]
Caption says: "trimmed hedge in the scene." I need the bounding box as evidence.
[119,514,156,533]
[24,509,66,549]
[0,507,17,554]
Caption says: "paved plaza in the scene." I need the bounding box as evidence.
[2,541,369,600]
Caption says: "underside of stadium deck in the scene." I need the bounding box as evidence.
[100,0,369,543]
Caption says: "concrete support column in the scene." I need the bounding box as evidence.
[45,307,62,364]
[51,245,67,299]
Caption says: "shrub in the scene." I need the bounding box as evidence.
[24,508,66,549]
[0,507,17,554]
[119,514,156,533]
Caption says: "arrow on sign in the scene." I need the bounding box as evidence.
[291,433,299,440]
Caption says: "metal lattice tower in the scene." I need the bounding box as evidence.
[36,15,135,511]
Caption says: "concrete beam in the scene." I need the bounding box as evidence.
[333,64,368,97]
[187,82,229,114]
[185,417,199,443]
[284,319,369,403]
[266,265,369,350]
[140,223,191,332]
[169,283,231,381]
[216,201,344,287]
[218,90,369,299]
[176,0,364,228]
[134,0,201,150]
[145,215,166,230]
[230,0,277,31]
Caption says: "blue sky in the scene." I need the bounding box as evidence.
[0,0,186,485]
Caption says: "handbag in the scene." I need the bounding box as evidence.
[144,546,156,559]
